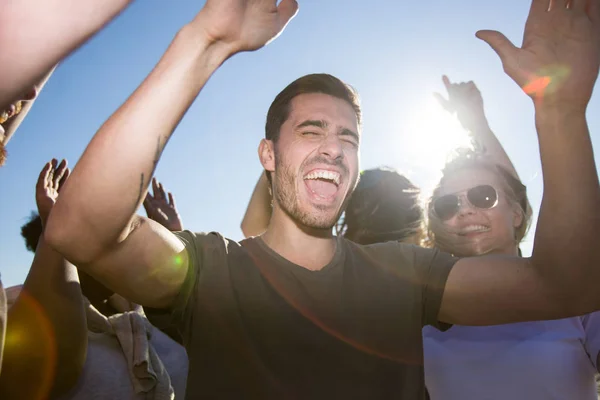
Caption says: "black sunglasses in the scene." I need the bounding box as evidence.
[433,184,499,221]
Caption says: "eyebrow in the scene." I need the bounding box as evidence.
[296,119,328,130]
[296,119,360,143]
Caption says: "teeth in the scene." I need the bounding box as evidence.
[304,170,340,186]
[459,225,490,234]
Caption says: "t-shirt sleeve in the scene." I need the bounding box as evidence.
[145,231,225,346]
[409,245,458,330]
[581,312,600,371]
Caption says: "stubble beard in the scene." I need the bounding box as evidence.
[273,153,347,231]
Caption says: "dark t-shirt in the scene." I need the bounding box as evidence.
[148,232,457,399]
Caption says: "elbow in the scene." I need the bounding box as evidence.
[44,211,106,266]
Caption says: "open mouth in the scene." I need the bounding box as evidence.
[303,169,341,201]
[456,225,490,236]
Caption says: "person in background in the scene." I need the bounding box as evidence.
[423,77,600,399]
[1,159,87,400]
[18,176,187,399]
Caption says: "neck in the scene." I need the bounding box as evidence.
[262,207,337,271]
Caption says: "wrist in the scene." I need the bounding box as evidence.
[535,104,587,125]
[175,22,235,70]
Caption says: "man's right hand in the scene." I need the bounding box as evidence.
[192,0,299,55]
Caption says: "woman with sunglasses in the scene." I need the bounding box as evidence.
[423,78,600,399]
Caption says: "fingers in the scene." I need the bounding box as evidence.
[152,177,160,199]
[157,182,167,201]
[168,192,176,207]
[277,0,299,29]
[475,30,519,71]
[57,168,70,192]
[530,0,552,14]
[442,75,452,90]
[567,0,586,11]
[37,161,52,188]
[53,159,68,188]
[588,0,600,22]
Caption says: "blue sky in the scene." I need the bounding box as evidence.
[1,0,599,286]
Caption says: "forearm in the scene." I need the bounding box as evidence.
[0,0,131,108]
[0,237,86,398]
[468,115,519,179]
[241,172,272,237]
[46,22,232,264]
[531,107,600,308]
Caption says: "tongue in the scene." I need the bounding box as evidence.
[306,179,337,198]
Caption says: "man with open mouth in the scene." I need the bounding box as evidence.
[45,0,600,399]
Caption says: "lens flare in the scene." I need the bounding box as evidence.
[5,288,57,400]
[522,65,571,101]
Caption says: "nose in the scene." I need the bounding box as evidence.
[318,134,344,161]
[456,196,476,217]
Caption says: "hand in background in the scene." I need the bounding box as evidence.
[434,76,487,132]
[36,159,69,226]
[143,178,183,232]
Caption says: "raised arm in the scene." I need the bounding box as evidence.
[241,171,272,237]
[434,76,519,178]
[0,0,133,108]
[439,0,600,325]
[45,0,298,308]
[0,160,86,399]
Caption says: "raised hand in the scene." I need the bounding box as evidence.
[193,0,299,54]
[36,159,70,226]
[434,76,486,132]
[143,178,183,232]
[477,0,600,110]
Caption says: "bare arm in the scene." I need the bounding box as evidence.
[0,160,87,399]
[435,76,519,178]
[241,171,272,237]
[439,0,600,326]
[0,0,132,108]
[45,0,298,308]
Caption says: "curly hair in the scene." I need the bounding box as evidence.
[0,142,7,167]
[337,168,425,245]
[427,148,532,252]
[21,212,43,252]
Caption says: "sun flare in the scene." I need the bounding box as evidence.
[403,95,472,172]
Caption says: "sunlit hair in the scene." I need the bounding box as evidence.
[0,142,6,166]
[264,73,362,185]
[427,148,532,252]
[21,212,43,252]
[337,168,425,245]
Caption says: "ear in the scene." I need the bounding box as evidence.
[512,203,524,229]
[259,139,275,173]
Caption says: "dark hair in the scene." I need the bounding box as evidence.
[427,149,532,249]
[264,74,362,184]
[21,212,43,252]
[337,168,424,245]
